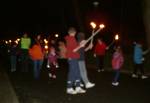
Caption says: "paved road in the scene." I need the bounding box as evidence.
[0,65,19,103]
[8,64,150,103]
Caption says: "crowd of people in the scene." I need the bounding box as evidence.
[7,27,149,95]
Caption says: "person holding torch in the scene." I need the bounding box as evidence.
[65,27,86,95]
[94,38,108,72]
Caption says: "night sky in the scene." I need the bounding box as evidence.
[0,0,145,41]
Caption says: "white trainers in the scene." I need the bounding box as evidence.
[85,82,95,89]
[98,69,104,72]
[80,83,84,87]
[67,88,77,95]
[132,74,138,78]
[52,75,56,79]
[112,82,119,86]
[141,75,148,79]
[47,64,50,68]
[48,73,52,78]
[98,69,101,72]
[75,87,86,94]
[101,69,104,72]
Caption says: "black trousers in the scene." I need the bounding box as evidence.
[96,55,104,70]
[133,63,144,75]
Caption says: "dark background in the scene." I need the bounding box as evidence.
[0,0,146,42]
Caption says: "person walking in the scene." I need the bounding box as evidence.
[111,46,124,86]
[132,41,148,79]
[65,27,86,95]
[77,32,95,89]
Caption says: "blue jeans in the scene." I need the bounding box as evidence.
[113,70,120,83]
[67,59,81,88]
[33,60,43,79]
[10,55,17,72]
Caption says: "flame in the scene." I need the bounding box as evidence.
[99,24,105,29]
[17,38,20,41]
[44,45,48,50]
[115,34,119,40]
[15,40,18,44]
[55,34,59,38]
[90,22,97,29]
[9,40,12,43]
[44,39,48,44]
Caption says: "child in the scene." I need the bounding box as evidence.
[58,41,67,59]
[10,42,18,72]
[112,46,124,86]
[132,42,148,79]
[94,38,108,72]
[29,35,44,79]
[77,32,95,89]
[65,27,86,95]
[47,46,58,79]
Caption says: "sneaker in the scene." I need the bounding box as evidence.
[101,69,104,72]
[52,75,56,79]
[112,82,119,86]
[47,65,50,68]
[80,83,84,87]
[97,69,101,72]
[98,69,104,72]
[132,74,138,78]
[75,87,86,94]
[141,75,148,79]
[48,73,52,78]
[85,82,95,89]
[67,88,77,95]
[56,64,59,68]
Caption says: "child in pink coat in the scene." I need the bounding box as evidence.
[112,46,124,86]
[47,46,58,79]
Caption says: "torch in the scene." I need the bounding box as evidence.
[73,23,105,52]
[89,22,97,49]
[108,34,119,48]
[86,24,105,43]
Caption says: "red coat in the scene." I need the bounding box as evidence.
[65,35,80,59]
[94,42,107,56]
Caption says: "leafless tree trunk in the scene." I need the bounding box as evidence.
[143,0,150,48]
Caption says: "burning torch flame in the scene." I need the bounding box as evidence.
[15,40,18,44]
[45,45,48,50]
[90,22,97,29]
[99,24,105,29]
[55,34,59,38]
[17,38,20,41]
[5,41,8,44]
[44,39,48,44]
[115,34,119,40]
[9,40,12,43]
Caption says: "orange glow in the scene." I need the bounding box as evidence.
[9,40,12,43]
[115,34,119,40]
[17,38,20,41]
[99,24,105,29]
[90,22,97,29]
[5,41,8,44]
[45,45,48,50]
[44,39,48,44]
[55,34,59,38]
[15,40,18,44]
